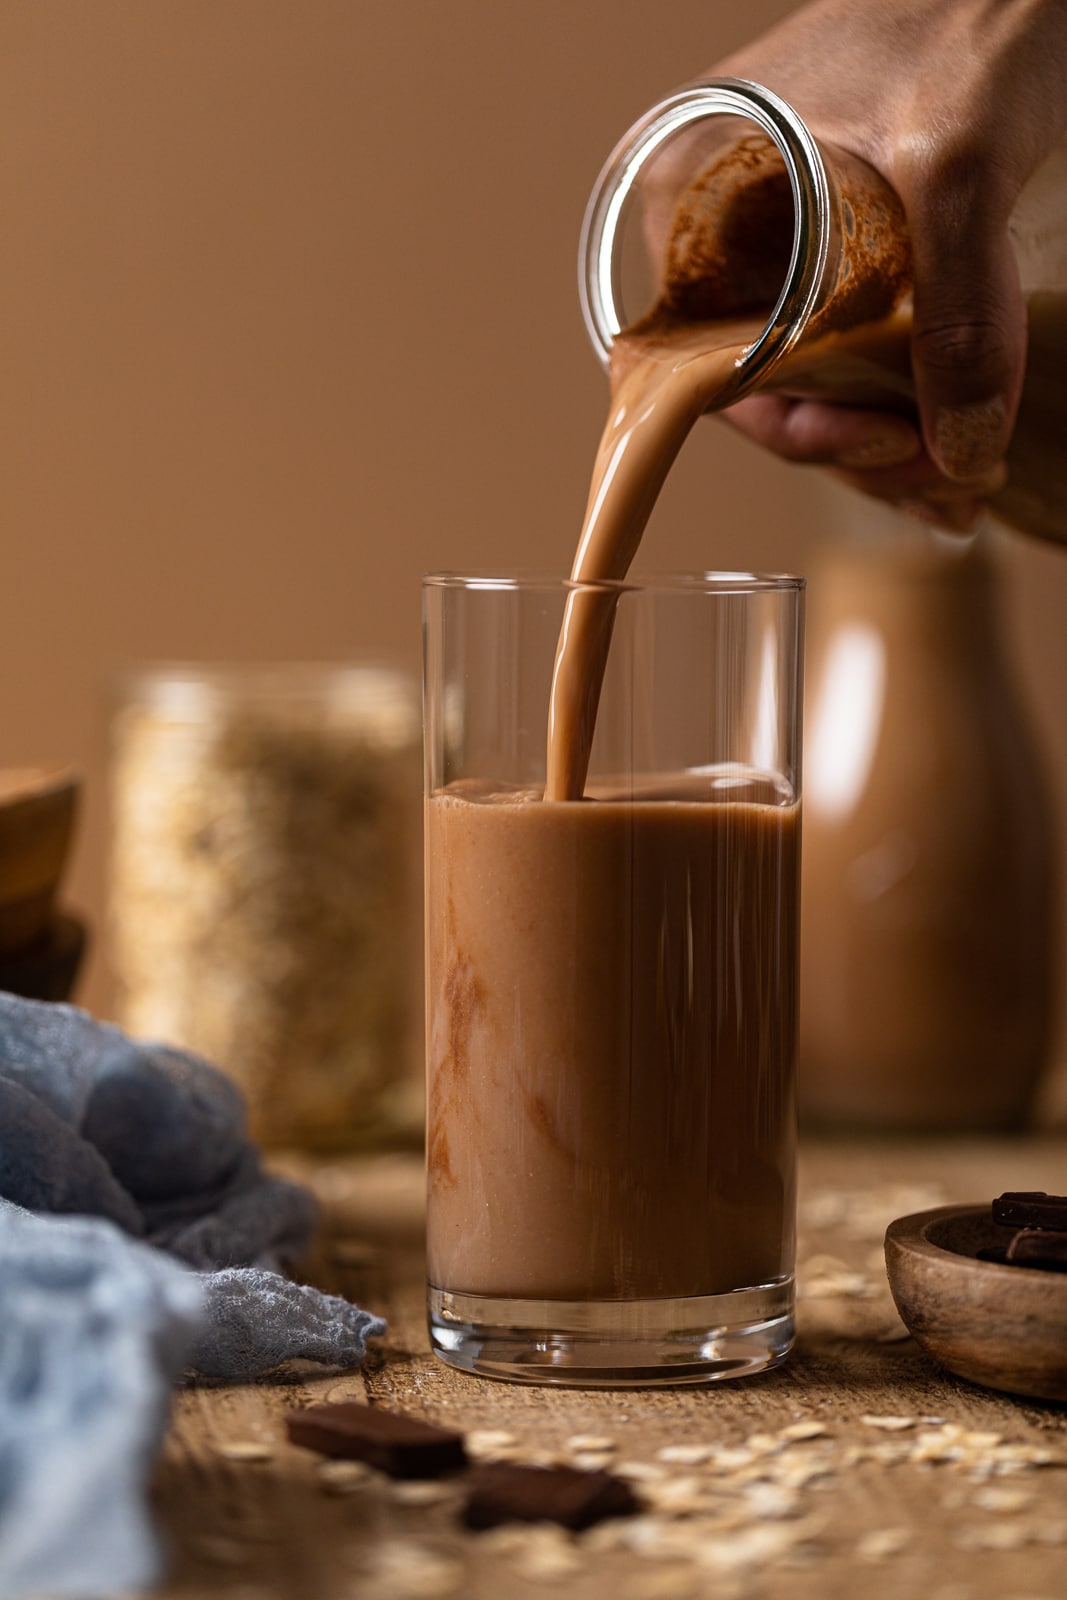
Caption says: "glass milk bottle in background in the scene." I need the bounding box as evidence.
[109,663,423,1152]
[799,518,1056,1130]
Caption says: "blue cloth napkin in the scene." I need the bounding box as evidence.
[0,993,387,1598]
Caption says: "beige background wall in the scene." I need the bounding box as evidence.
[4,1,1067,1110]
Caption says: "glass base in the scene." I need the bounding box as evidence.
[427,1279,794,1388]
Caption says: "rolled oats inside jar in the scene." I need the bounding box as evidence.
[109,662,422,1151]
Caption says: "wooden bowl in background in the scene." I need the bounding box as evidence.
[0,913,88,1002]
[0,765,80,956]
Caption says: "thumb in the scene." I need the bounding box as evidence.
[904,201,1026,482]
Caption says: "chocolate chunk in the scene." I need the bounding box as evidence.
[992,1192,1067,1230]
[286,1403,467,1478]
[462,1462,639,1531]
[1006,1229,1067,1273]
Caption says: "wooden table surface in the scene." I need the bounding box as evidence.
[155,1137,1067,1600]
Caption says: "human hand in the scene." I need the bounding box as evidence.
[662,0,1067,528]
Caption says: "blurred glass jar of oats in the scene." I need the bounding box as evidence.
[109,663,422,1151]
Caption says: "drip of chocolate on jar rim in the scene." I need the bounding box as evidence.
[616,131,913,387]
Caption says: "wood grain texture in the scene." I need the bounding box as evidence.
[153,1139,1067,1599]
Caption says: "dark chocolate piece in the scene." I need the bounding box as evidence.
[462,1462,639,1532]
[286,1403,467,1478]
[1006,1229,1067,1273]
[992,1192,1067,1231]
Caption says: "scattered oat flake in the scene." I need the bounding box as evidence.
[507,1526,586,1580]
[993,1444,1057,1471]
[465,1429,519,1457]
[856,1527,912,1560]
[779,1421,828,1442]
[691,1520,812,1573]
[566,1434,616,1453]
[581,1519,634,1554]
[389,1480,457,1507]
[658,1443,716,1465]
[512,1546,584,1580]
[743,1482,801,1520]
[861,1415,916,1432]
[955,1523,1030,1552]
[478,1525,537,1556]
[870,1441,914,1466]
[778,1458,837,1490]
[745,1433,784,1456]
[370,1543,464,1599]
[644,1475,711,1513]
[966,1431,1004,1451]
[616,1520,673,1555]
[215,1439,274,1462]
[972,1486,1034,1514]
[316,1459,374,1492]
[708,1447,756,1473]
[521,1447,567,1469]
[908,1433,1055,1478]
[799,1260,879,1299]
[911,1432,963,1465]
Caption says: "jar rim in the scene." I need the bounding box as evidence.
[578,76,831,399]
[112,660,420,721]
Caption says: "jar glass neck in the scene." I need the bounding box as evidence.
[579,77,833,397]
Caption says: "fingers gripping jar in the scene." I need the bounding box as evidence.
[581,76,1067,544]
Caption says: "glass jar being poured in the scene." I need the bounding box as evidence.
[578,75,1067,548]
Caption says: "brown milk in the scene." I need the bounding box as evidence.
[426,774,797,1299]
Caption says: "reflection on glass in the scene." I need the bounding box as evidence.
[806,624,886,821]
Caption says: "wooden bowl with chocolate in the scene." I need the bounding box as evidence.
[885,1194,1067,1403]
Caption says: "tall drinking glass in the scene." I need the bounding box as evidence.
[423,573,804,1386]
